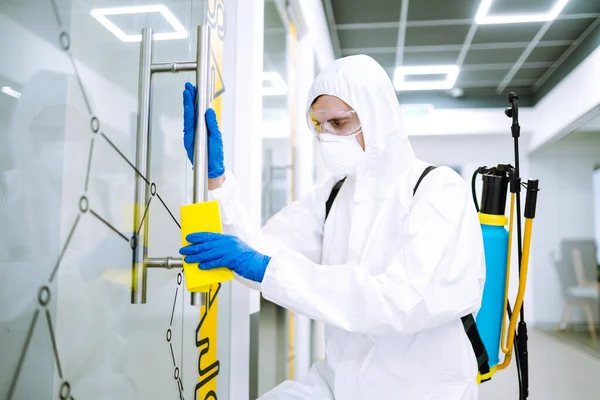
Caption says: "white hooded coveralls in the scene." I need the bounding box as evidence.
[209,55,486,399]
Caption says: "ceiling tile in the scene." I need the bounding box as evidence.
[542,18,597,41]
[338,28,399,48]
[525,45,569,62]
[331,0,402,24]
[457,69,507,83]
[365,53,397,68]
[407,0,480,21]
[463,48,523,64]
[403,51,461,65]
[456,82,499,89]
[324,0,599,98]
[456,81,499,89]
[405,25,471,46]
[562,0,600,14]
[383,67,395,76]
[460,86,529,97]
[512,67,547,81]
[472,24,541,43]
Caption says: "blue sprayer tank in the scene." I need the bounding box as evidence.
[475,171,511,368]
[477,223,509,367]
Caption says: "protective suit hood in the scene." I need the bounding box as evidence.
[307,55,416,183]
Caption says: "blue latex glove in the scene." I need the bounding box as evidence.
[180,232,271,282]
[182,82,225,178]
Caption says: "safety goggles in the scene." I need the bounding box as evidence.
[306,109,362,142]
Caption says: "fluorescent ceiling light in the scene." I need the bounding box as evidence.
[475,0,569,25]
[263,72,288,96]
[1,86,21,99]
[394,65,460,91]
[90,5,187,42]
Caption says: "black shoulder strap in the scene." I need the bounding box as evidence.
[323,166,491,381]
[415,167,491,380]
[325,178,346,221]
[325,166,438,222]
[462,314,491,381]
[413,165,438,196]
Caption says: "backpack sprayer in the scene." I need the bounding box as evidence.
[471,92,539,399]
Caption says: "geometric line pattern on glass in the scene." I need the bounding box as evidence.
[6,1,187,397]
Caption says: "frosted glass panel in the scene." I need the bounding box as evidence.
[0,0,236,398]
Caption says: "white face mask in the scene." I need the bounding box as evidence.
[318,134,364,176]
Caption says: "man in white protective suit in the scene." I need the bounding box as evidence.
[179,55,486,399]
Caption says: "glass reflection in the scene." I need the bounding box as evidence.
[0,0,210,398]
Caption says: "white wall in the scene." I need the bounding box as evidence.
[594,169,600,264]
[529,45,600,153]
[529,131,600,326]
[404,108,535,137]
[218,0,265,397]
[410,133,518,175]
[293,0,334,72]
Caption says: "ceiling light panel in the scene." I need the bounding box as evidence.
[90,5,187,42]
[1,86,21,99]
[394,65,460,91]
[475,0,570,25]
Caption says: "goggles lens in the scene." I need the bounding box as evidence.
[307,109,361,140]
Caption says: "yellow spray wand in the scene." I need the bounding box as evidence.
[495,93,540,400]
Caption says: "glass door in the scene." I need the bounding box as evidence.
[0,0,237,398]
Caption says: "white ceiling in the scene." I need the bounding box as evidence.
[577,111,600,132]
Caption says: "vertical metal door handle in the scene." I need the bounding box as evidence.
[131,25,211,307]
[132,28,153,305]
[190,25,211,307]
[194,24,210,205]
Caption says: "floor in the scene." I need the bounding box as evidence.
[544,328,600,358]
[479,329,600,399]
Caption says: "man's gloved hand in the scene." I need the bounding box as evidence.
[182,82,225,178]
[179,232,270,283]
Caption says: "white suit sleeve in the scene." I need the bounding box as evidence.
[260,173,485,336]
[207,171,261,244]
[208,170,334,289]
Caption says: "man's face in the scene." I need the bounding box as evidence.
[311,95,365,150]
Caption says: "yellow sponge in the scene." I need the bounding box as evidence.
[180,200,234,292]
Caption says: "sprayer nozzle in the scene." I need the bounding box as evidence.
[507,92,518,103]
[524,180,539,219]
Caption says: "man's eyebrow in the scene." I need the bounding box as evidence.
[330,116,350,121]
